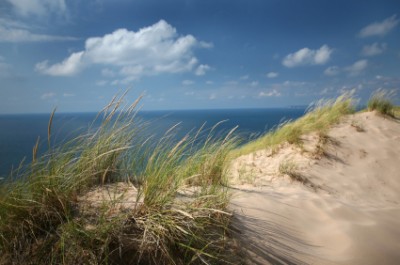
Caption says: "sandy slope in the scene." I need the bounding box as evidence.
[228,112,400,265]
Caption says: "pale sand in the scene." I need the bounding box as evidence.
[228,112,400,264]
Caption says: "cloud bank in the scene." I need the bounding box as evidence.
[282,45,333,67]
[36,20,211,80]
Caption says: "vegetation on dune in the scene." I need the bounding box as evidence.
[0,94,239,265]
[367,90,396,118]
[231,93,355,158]
[0,90,396,264]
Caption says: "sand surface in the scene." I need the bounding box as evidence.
[228,112,400,264]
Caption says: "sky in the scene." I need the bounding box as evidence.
[0,0,399,113]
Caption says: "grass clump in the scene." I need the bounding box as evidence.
[232,93,354,157]
[0,94,239,264]
[367,90,395,117]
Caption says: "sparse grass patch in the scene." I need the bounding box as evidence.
[0,94,239,264]
[368,90,395,117]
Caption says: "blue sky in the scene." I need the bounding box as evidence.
[0,0,399,113]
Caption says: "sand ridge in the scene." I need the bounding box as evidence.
[228,111,400,264]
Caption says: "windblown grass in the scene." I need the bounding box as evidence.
[0,94,239,264]
[231,94,354,158]
[367,90,395,117]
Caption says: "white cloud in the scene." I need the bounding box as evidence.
[63,93,75,97]
[41,92,56,100]
[259,89,281,97]
[266,72,278,78]
[195,64,210,76]
[6,0,67,17]
[205,80,214,85]
[182,80,194,86]
[250,81,259,87]
[240,75,249,80]
[361,42,387,56]
[35,51,84,76]
[324,66,340,76]
[282,45,333,67]
[345,59,368,76]
[359,15,399,38]
[36,20,208,79]
[0,18,77,42]
[209,93,217,100]
[199,41,213,48]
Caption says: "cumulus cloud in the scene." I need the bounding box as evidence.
[36,20,209,79]
[259,89,281,97]
[35,52,84,76]
[324,66,340,76]
[6,0,66,17]
[0,18,77,42]
[266,72,278,78]
[361,42,387,56]
[282,45,333,67]
[195,64,210,76]
[345,60,368,76]
[359,15,399,38]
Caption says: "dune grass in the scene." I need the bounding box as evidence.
[0,94,239,264]
[367,90,396,117]
[231,94,354,158]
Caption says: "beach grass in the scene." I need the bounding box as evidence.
[0,94,239,264]
[231,93,354,158]
[367,90,396,117]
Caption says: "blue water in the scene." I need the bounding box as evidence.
[0,108,306,177]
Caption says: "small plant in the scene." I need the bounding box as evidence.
[278,160,298,178]
[278,160,316,189]
[237,164,257,184]
[351,120,365,132]
[368,90,395,117]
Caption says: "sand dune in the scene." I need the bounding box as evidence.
[228,111,400,264]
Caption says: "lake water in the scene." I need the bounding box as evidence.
[0,108,306,177]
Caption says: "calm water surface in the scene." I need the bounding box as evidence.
[0,108,306,176]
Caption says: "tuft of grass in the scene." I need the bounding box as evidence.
[367,90,395,117]
[351,120,365,132]
[0,93,240,264]
[232,93,354,158]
